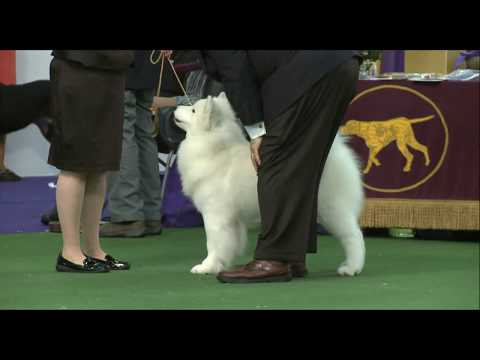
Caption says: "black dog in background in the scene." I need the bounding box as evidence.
[0,80,51,137]
[0,80,56,225]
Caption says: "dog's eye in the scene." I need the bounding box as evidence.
[192,109,196,114]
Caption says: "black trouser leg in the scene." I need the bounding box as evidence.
[254,59,360,263]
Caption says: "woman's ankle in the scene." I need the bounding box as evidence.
[61,249,86,265]
[83,248,107,260]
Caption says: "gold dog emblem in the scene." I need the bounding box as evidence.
[340,115,434,174]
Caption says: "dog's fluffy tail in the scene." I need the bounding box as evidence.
[409,115,435,124]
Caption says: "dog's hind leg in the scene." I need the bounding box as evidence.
[319,211,365,276]
[396,140,415,172]
[408,138,430,166]
[190,212,241,275]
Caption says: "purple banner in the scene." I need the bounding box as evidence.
[342,80,479,201]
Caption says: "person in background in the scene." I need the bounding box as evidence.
[49,50,134,273]
[100,50,197,238]
[100,50,164,238]
[150,52,221,149]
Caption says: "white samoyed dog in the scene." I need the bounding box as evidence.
[174,92,365,276]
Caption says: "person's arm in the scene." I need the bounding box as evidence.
[246,122,266,172]
[151,96,177,111]
[176,95,200,106]
[150,94,202,114]
[201,50,264,126]
[244,122,266,140]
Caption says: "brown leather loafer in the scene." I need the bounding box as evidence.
[230,261,308,278]
[217,260,292,284]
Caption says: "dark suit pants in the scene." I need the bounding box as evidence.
[254,58,360,263]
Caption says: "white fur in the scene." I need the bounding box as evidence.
[174,93,366,276]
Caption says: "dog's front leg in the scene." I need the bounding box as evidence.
[191,212,240,275]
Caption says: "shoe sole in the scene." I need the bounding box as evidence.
[227,265,306,278]
[144,229,162,236]
[107,265,131,271]
[99,229,146,238]
[291,271,308,278]
[217,274,293,284]
[56,265,110,273]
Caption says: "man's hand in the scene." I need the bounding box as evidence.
[250,137,264,172]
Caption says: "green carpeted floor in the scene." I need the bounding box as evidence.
[0,229,478,309]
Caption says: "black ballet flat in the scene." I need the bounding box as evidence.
[91,254,131,271]
[56,254,110,273]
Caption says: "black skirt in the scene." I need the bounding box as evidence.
[48,58,126,172]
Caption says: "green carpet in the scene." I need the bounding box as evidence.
[0,229,478,309]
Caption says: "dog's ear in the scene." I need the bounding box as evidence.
[218,91,227,100]
[200,96,214,130]
[203,96,213,117]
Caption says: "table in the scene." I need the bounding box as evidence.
[342,80,479,230]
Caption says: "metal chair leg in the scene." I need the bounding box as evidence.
[159,150,176,219]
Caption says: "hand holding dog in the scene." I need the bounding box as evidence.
[250,137,263,172]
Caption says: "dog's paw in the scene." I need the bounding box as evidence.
[190,264,211,274]
[337,262,363,277]
[190,262,224,275]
